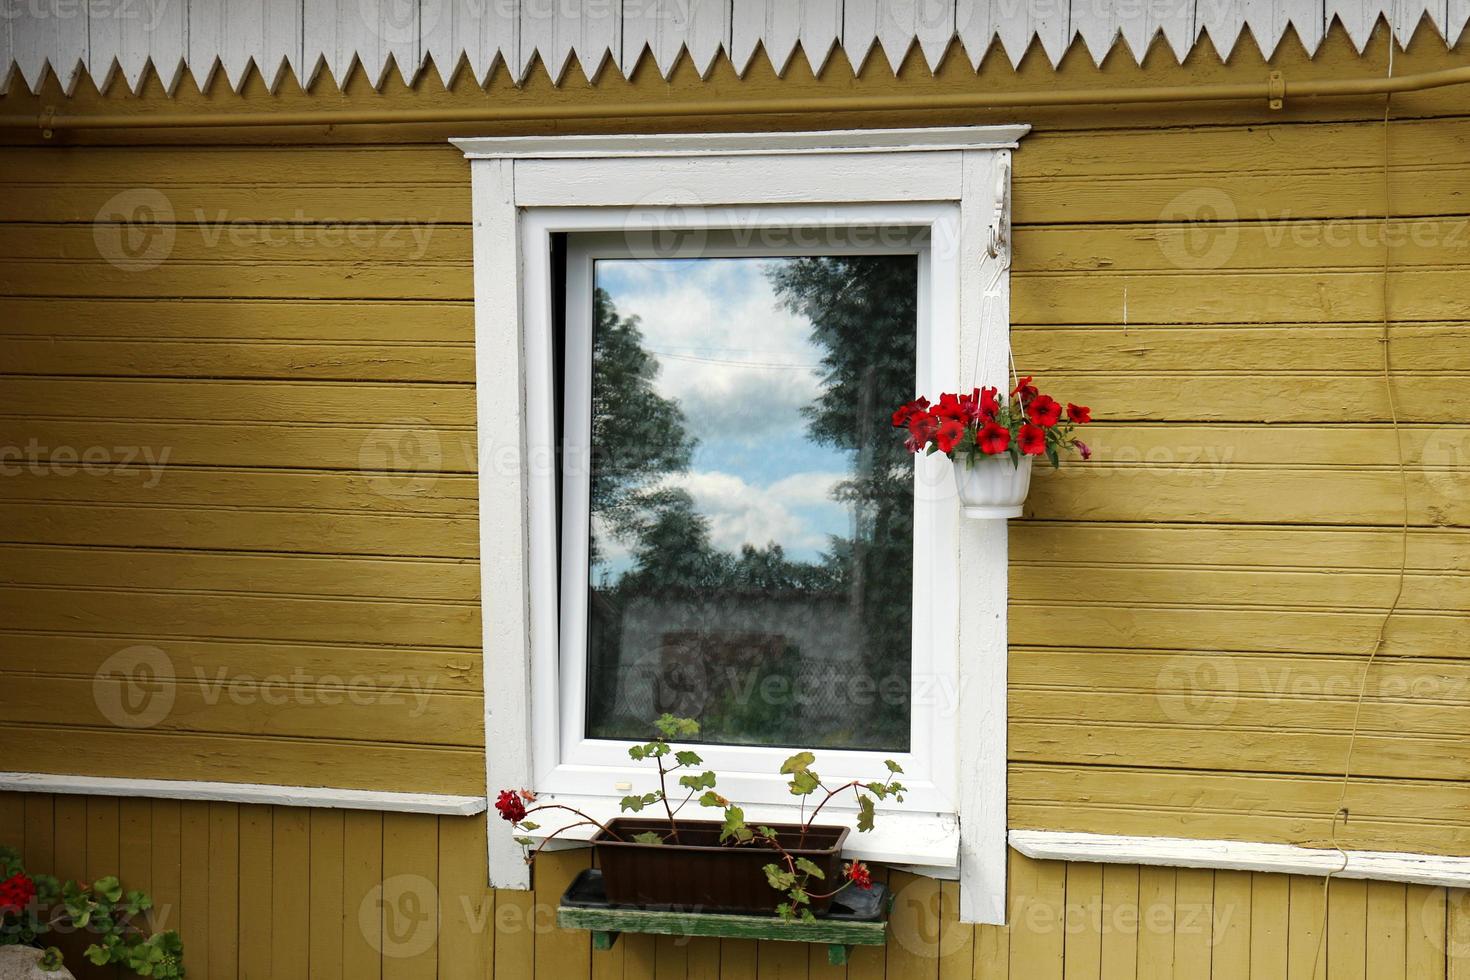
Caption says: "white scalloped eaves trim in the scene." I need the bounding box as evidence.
[1009,830,1470,888]
[0,1,1462,97]
[0,772,487,817]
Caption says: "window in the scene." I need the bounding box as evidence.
[457,128,1025,924]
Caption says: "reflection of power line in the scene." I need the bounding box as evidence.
[646,349,822,371]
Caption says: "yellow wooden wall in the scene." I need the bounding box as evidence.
[2,17,1469,980]
[2,791,1468,980]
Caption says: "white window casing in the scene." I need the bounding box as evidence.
[454,126,1028,926]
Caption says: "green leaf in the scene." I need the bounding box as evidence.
[38,948,64,972]
[856,795,876,833]
[779,751,815,775]
[794,857,826,880]
[677,770,717,792]
[788,770,820,796]
[619,794,646,813]
[631,832,665,845]
[697,791,725,808]
[93,876,123,902]
[673,750,702,767]
[762,864,797,891]
[884,760,904,774]
[85,945,112,966]
[519,821,539,831]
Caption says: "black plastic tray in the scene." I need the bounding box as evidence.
[561,868,889,922]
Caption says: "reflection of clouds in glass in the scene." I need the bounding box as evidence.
[598,259,822,444]
[662,470,846,558]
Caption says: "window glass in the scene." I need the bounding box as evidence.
[582,253,917,752]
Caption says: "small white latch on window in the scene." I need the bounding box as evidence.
[615,782,632,792]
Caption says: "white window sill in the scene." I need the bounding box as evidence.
[519,794,959,869]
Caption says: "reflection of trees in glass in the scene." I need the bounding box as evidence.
[586,261,916,751]
[766,256,918,749]
[589,287,696,566]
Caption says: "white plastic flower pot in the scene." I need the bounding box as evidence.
[954,454,1033,519]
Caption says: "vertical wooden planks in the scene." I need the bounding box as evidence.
[721,939,759,980]
[1408,886,1449,980]
[53,796,87,884]
[1287,876,1328,980]
[118,798,153,918]
[1009,852,1065,980]
[179,801,214,979]
[532,848,590,980]
[1327,877,1368,980]
[1448,890,1470,980]
[85,796,119,884]
[436,815,491,980]
[1061,863,1102,980]
[0,793,22,846]
[271,807,311,980]
[1098,864,1139,980]
[309,810,346,980]
[1135,865,1175,980]
[381,812,439,980]
[887,870,942,979]
[1173,868,1214,979]
[1365,880,1407,980]
[622,932,658,980]
[1252,873,1291,980]
[207,802,241,979]
[937,880,973,980]
[149,801,181,937]
[492,886,536,980]
[22,794,55,872]
[237,804,273,980]
[689,936,721,980]
[342,810,384,980]
[1212,870,1254,979]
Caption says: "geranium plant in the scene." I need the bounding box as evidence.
[892,376,1092,466]
[0,846,184,977]
[496,714,904,921]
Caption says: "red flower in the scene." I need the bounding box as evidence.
[1027,395,1062,428]
[495,789,528,823]
[0,873,36,916]
[908,412,939,447]
[1011,375,1039,405]
[845,861,873,891]
[1067,403,1091,424]
[1019,424,1047,456]
[932,393,967,422]
[934,418,965,453]
[979,386,1001,418]
[891,398,929,428]
[978,421,1011,455]
[1075,440,1092,460]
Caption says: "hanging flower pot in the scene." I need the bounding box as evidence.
[955,453,1033,518]
[891,377,1094,520]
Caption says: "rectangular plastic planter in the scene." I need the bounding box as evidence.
[592,817,850,915]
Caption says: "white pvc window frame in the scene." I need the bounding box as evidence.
[453,126,1028,925]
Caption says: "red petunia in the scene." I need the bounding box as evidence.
[979,386,1001,418]
[908,412,939,447]
[1074,440,1092,460]
[932,393,967,422]
[978,421,1011,455]
[1019,424,1047,456]
[495,789,528,823]
[1028,395,1062,428]
[1011,375,1039,405]
[891,397,930,429]
[1067,403,1091,424]
[934,418,966,453]
[845,860,873,891]
[0,873,36,916]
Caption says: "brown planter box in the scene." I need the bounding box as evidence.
[592,817,850,915]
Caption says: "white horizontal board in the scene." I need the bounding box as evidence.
[1010,830,1470,889]
[0,771,487,816]
[512,153,966,207]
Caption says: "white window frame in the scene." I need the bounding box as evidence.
[453,126,1028,925]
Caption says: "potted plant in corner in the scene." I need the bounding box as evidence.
[892,377,1093,518]
[495,715,901,920]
